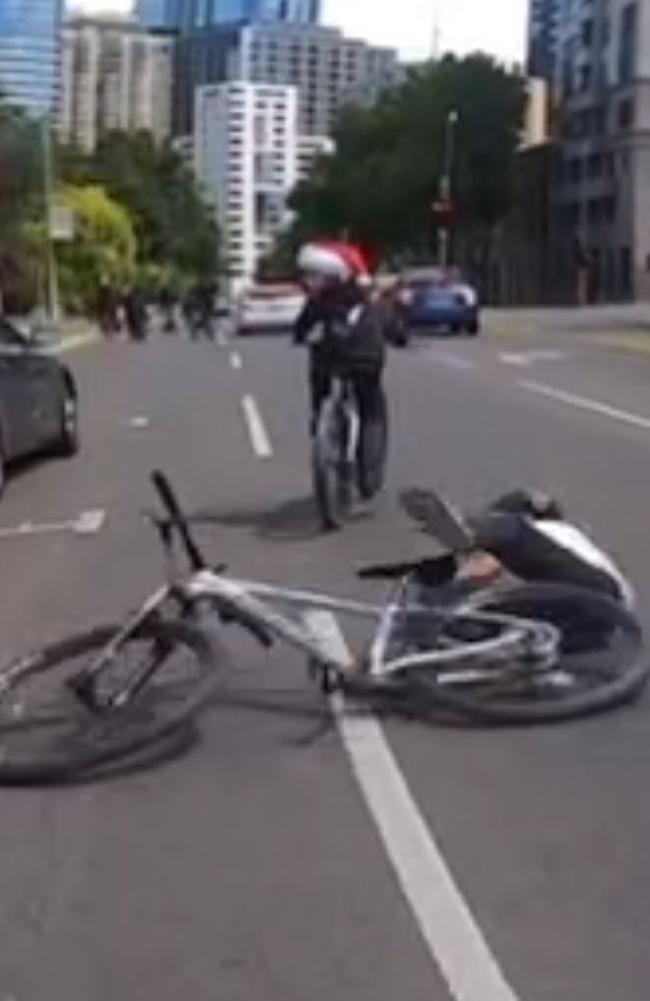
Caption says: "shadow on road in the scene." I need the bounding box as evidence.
[188,494,372,543]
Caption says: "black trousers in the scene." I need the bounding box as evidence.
[309,364,385,427]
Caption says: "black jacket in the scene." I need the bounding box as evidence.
[294,283,386,372]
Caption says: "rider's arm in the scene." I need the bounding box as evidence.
[293,299,320,344]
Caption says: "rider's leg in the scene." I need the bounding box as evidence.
[308,361,331,437]
[353,368,387,498]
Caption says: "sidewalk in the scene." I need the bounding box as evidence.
[485,304,650,340]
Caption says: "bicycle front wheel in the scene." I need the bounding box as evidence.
[312,405,352,530]
[0,620,217,784]
[407,584,648,725]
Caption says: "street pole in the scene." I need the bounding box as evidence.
[438,108,458,270]
[41,114,60,323]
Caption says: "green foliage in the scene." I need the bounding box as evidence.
[54,184,136,312]
[290,55,526,263]
[0,106,44,307]
[63,131,220,284]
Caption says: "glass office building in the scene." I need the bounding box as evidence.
[136,0,320,31]
[0,0,62,113]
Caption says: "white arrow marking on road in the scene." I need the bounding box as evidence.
[230,352,243,370]
[305,609,520,1001]
[0,509,106,540]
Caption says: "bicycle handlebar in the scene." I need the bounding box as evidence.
[151,470,206,572]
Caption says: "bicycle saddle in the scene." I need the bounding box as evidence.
[358,553,457,586]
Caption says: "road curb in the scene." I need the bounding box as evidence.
[49,331,99,356]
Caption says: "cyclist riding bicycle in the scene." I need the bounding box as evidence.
[294,241,387,498]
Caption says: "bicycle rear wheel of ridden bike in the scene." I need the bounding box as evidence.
[313,403,352,530]
[406,583,648,725]
[0,620,217,784]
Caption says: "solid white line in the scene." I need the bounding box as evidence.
[521,380,650,433]
[241,394,273,458]
[230,352,243,370]
[305,609,520,1001]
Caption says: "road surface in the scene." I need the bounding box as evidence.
[1,324,650,1001]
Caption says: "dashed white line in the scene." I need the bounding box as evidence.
[230,352,243,370]
[521,380,650,433]
[241,394,273,458]
[305,609,521,1001]
[435,352,477,371]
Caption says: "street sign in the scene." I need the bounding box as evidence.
[49,204,74,242]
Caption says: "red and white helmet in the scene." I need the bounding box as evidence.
[297,241,370,285]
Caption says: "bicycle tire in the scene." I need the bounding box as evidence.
[0,620,218,785]
[406,583,648,725]
[312,404,351,530]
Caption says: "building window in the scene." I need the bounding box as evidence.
[617,97,635,130]
[618,2,638,84]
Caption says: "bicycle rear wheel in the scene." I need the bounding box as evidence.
[0,620,217,784]
[407,583,648,725]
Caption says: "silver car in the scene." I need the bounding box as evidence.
[0,317,79,495]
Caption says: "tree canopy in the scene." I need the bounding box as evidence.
[289,55,527,273]
[63,132,220,288]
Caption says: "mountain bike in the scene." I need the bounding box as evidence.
[0,473,645,785]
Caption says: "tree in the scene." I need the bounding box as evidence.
[53,185,136,312]
[0,105,44,308]
[289,54,526,281]
[62,132,220,285]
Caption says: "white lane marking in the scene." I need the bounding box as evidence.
[241,394,273,458]
[0,509,106,540]
[500,350,568,368]
[127,416,150,429]
[230,352,243,370]
[305,609,520,1001]
[522,380,650,433]
[435,352,477,371]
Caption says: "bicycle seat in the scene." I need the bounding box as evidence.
[358,554,457,586]
[400,487,475,552]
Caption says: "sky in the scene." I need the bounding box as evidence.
[322,0,527,64]
[75,0,528,65]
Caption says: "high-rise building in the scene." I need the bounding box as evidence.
[136,0,320,32]
[59,17,173,152]
[553,0,650,300]
[175,22,398,136]
[527,0,562,80]
[194,80,299,281]
[0,0,62,114]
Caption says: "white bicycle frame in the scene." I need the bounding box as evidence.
[174,569,554,683]
[317,375,361,467]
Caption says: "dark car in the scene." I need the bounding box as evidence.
[398,270,480,335]
[0,316,79,494]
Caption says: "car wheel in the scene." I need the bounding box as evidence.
[56,392,79,457]
[466,319,480,336]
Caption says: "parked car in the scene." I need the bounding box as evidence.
[398,269,480,335]
[0,316,79,495]
[236,283,305,335]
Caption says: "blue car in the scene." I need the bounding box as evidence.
[399,274,480,335]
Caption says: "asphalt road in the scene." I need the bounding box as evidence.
[1,323,650,1000]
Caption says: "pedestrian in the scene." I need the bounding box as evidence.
[123,286,148,342]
